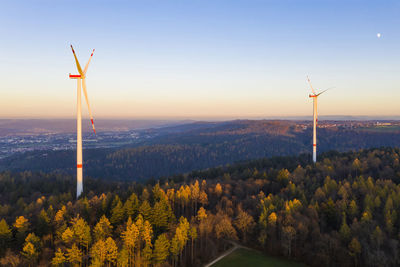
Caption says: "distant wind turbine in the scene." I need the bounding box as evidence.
[69,45,96,198]
[307,76,332,163]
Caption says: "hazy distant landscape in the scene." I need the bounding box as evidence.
[0,119,189,158]
[2,119,400,181]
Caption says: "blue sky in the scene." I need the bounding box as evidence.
[0,0,399,118]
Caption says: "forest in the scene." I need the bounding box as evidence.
[2,120,400,181]
[1,147,400,266]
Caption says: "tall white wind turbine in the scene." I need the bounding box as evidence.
[307,76,330,163]
[69,45,96,198]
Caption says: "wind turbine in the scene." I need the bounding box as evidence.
[307,76,330,163]
[69,45,96,198]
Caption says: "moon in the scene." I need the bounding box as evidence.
[377,33,381,38]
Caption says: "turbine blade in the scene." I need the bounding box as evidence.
[82,79,96,134]
[83,49,95,75]
[307,75,316,95]
[71,45,83,75]
[316,87,334,96]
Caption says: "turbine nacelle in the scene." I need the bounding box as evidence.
[307,76,332,98]
[69,74,82,79]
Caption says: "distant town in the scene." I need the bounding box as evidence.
[0,130,156,159]
[1,119,400,159]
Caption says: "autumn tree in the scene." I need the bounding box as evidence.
[153,233,170,266]
[124,193,139,220]
[189,225,197,264]
[348,237,361,266]
[0,249,21,267]
[234,208,255,243]
[36,209,50,236]
[90,239,107,266]
[110,197,125,225]
[121,217,139,266]
[105,237,118,265]
[94,215,113,241]
[14,216,29,245]
[0,219,12,253]
[71,216,92,253]
[214,212,238,247]
[339,213,351,244]
[66,244,82,267]
[21,241,38,266]
[51,248,66,266]
[282,225,296,257]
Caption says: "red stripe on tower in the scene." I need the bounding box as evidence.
[313,144,316,146]
[77,164,83,168]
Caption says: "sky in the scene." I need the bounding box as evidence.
[0,0,399,119]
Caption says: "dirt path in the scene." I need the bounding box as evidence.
[203,241,247,267]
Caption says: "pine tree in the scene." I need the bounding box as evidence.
[153,183,167,202]
[54,206,66,224]
[339,213,351,243]
[151,200,173,230]
[110,199,125,225]
[142,243,152,267]
[215,183,222,197]
[105,237,118,265]
[170,236,180,267]
[37,209,50,236]
[139,200,152,222]
[141,188,150,201]
[348,200,359,219]
[0,219,12,252]
[14,216,29,245]
[175,217,190,264]
[141,220,153,266]
[21,242,38,267]
[14,216,29,232]
[94,215,113,241]
[121,218,139,266]
[51,248,66,266]
[25,233,41,252]
[71,216,92,252]
[90,239,106,266]
[124,193,139,220]
[61,227,74,245]
[372,226,383,250]
[117,247,129,267]
[66,244,82,267]
[153,233,170,266]
[190,180,200,215]
[348,237,361,266]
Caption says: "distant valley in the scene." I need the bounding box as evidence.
[1,119,400,181]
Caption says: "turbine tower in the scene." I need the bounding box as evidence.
[307,76,330,163]
[69,45,96,198]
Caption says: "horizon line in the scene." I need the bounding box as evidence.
[1,115,400,121]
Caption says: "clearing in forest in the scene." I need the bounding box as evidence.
[211,248,306,267]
